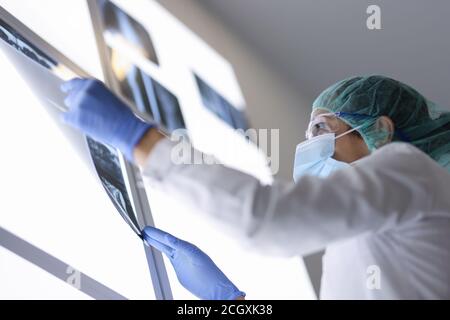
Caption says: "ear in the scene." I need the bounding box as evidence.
[375,116,395,147]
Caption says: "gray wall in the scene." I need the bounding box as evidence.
[200,0,450,109]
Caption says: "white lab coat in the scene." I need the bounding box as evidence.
[142,140,450,299]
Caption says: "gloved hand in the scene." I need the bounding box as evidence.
[60,78,155,161]
[143,226,245,300]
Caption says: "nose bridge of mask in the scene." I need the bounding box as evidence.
[295,133,335,164]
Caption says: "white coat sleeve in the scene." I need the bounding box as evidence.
[141,140,435,256]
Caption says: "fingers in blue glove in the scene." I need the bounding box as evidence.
[61,78,92,109]
[144,236,175,258]
[61,78,88,93]
[63,91,82,112]
[142,226,245,300]
[59,77,155,162]
[143,226,185,250]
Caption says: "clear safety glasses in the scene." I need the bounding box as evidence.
[306,113,340,139]
[305,112,375,140]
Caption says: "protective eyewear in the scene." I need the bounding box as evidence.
[305,112,374,140]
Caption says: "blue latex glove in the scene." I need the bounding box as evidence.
[60,78,155,161]
[143,226,245,300]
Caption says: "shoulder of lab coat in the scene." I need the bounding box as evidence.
[141,140,448,256]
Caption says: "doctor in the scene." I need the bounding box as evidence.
[60,75,450,299]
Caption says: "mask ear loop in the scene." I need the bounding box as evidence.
[335,124,365,140]
[334,114,379,140]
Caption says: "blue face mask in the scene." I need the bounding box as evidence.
[293,133,351,182]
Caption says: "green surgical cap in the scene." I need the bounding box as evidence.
[312,75,450,172]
